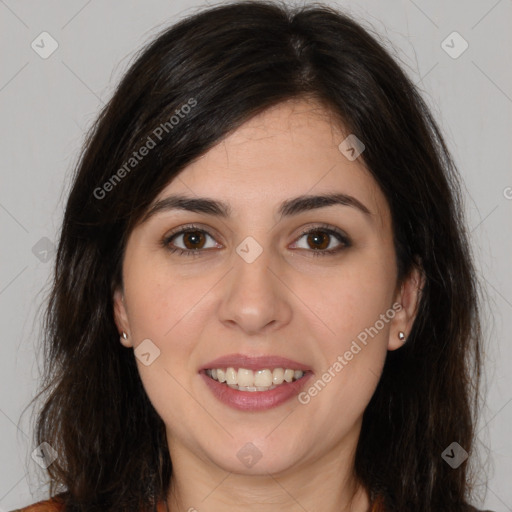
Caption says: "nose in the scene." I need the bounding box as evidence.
[218,244,293,336]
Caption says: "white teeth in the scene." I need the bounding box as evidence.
[225,367,237,385]
[273,367,284,385]
[254,369,273,387]
[237,368,253,387]
[284,369,294,382]
[205,366,305,390]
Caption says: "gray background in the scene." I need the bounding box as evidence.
[0,0,510,510]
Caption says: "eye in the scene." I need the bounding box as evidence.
[161,223,351,257]
[162,224,221,256]
[291,224,351,257]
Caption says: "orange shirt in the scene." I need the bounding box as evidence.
[10,498,168,512]
[9,497,64,512]
[12,495,386,511]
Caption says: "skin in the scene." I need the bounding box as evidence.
[114,98,423,512]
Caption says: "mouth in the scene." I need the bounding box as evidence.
[203,367,308,392]
[199,354,313,411]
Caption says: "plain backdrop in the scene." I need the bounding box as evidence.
[0,0,511,510]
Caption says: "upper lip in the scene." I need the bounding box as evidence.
[199,353,313,372]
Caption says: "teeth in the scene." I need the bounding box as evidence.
[254,369,273,387]
[273,367,284,385]
[237,368,253,387]
[205,367,305,391]
[225,367,237,385]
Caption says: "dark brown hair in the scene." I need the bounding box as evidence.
[27,1,485,511]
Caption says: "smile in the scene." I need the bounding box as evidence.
[205,367,306,391]
[199,353,313,410]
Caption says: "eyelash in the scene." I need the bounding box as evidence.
[161,223,351,258]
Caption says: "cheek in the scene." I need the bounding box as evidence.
[122,259,209,423]
[296,264,393,434]
[295,251,395,408]
[122,255,220,394]
[301,251,396,343]
[124,254,207,338]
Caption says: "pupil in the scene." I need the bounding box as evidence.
[309,231,328,250]
[185,231,203,249]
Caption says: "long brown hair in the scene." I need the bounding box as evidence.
[27,2,485,510]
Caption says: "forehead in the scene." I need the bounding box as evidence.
[154,99,390,227]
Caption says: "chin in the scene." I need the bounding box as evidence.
[202,433,307,476]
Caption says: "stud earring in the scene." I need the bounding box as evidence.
[121,331,128,340]
[398,331,406,341]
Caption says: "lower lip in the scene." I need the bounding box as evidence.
[200,372,313,411]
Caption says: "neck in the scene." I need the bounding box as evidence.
[164,432,371,512]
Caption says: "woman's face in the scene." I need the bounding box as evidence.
[114,98,421,477]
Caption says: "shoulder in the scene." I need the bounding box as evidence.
[9,496,65,512]
[372,494,496,512]
[11,497,168,512]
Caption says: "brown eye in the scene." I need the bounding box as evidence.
[163,225,220,256]
[305,231,331,250]
[162,223,350,258]
[291,225,351,257]
[181,230,207,250]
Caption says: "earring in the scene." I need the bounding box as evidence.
[398,331,406,341]
[121,331,128,340]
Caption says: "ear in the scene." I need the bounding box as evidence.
[387,258,425,351]
[113,287,133,348]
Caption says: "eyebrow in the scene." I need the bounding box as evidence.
[142,192,373,223]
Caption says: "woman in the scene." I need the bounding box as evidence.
[14,1,492,511]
